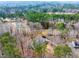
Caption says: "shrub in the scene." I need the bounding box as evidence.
[0,32,21,57]
[54,45,72,58]
[55,22,65,30]
[32,39,47,57]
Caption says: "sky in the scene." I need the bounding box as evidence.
[0,0,79,1]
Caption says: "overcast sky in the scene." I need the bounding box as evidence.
[0,0,79,1]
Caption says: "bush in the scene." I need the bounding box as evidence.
[32,39,47,57]
[60,29,68,39]
[54,45,72,58]
[55,22,65,30]
[0,32,21,57]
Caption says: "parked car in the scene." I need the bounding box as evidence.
[72,41,79,48]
